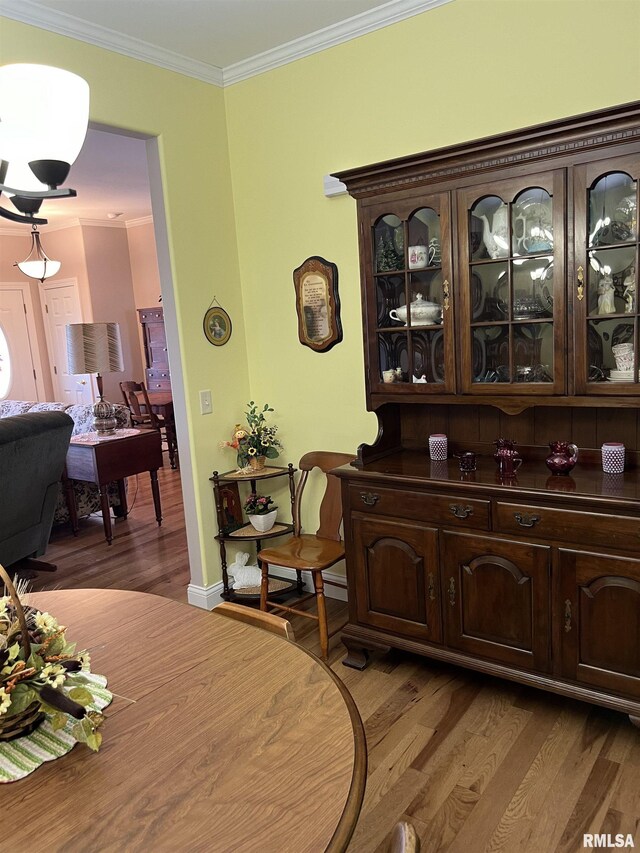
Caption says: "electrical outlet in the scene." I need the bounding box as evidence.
[199,389,212,415]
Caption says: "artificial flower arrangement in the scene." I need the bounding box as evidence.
[244,492,277,516]
[220,401,282,471]
[0,573,105,751]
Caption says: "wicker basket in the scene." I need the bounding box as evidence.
[0,563,45,741]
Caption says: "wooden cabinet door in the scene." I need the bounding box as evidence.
[559,549,640,699]
[351,515,442,642]
[456,169,566,396]
[361,192,455,395]
[442,531,551,672]
[572,152,640,396]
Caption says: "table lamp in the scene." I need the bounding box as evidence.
[66,322,124,435]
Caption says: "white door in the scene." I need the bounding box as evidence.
[41,281,93,405]
[0,289,38,400]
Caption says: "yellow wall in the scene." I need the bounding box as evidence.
[0,18,250,586]
[225,0,640,524]
[2,0,639,587]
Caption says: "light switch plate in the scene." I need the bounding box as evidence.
[199,389,212,415]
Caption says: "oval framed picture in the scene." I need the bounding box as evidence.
[203,306,232,346]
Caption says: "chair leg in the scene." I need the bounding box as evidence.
[260,561,269,611]
[313,572,329,660]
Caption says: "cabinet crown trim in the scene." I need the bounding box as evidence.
[335,101,640,197]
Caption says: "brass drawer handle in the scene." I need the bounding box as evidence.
[513,512,541,528]
[448,576,456,606]
[360,492,380,507]
[428,572,435,602]
[450,504,474,519]
[564,599,572,632]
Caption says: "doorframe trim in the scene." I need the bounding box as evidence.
[0,280,48,401]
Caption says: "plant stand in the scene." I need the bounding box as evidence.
[210,463,304,603]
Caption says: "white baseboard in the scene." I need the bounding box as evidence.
[186,567,348,611]
[187,581,224,610]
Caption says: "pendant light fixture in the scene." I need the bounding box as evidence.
[14,225,61,282]
[0,63,90,224]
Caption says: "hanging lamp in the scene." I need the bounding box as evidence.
[14,225,61,282]
[0,64,90,224]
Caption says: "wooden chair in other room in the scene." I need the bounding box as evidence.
[120,380,157,428]
[215,601,295,640]
[390,822,420,853]
[258,451,355,660]
[119,380,177,467]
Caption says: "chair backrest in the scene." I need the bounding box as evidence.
[0,411,73,568]
[295,451,355,541]
[389,821,420,853]
[119,381,159,428]
[215,601,295,640]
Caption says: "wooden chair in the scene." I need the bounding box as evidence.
[215,601,295,640]
[390,821,420,853]
[119,380,177,467]
[119,380,158,428]
[258,450,355,660]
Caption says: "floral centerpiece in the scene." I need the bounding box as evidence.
[0,569,105,751]
[244,492,278,532]
[220,401,283,472]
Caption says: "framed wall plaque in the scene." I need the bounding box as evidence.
[203,305,232,346]
[293,256,342,352]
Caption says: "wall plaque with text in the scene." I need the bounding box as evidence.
[293,256,342,353]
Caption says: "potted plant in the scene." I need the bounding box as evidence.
[244,492,278,533]
[243,402,283,471]
[220,402,283,473]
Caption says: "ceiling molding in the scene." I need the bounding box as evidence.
[222,0,453,85]
[125,216,154,228]
[2,0,452,87]
[0,0,224,86]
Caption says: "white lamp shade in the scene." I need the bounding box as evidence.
[0,64,90,192]
[66,323,124,375]
[16,258,61,280]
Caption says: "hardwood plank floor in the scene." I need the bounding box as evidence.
[29,467,640,852]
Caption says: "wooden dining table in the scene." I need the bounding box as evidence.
[3,589,366,853]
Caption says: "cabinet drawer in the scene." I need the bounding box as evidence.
[350,485,490,530]
[138,308,164,322]
[146,369,171,391]
[495,502,640,551]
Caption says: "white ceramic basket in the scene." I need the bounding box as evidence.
[248,510,277,533]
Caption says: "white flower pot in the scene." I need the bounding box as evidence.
[248,510,277,533]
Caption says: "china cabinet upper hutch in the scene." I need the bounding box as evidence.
[333,102,640,725]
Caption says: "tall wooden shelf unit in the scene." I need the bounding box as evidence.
[333,102,640,726]
[138,306,171,391]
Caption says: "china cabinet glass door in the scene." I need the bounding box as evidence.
[574,154,640,394]
[366,193,454,393]
[457,171,565,395]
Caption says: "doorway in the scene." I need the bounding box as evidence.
[40,278,93,405]
[0,282,47,401]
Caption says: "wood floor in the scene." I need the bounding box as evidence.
[34,467,640,852]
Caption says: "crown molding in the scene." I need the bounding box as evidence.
[2,0,451,87]
[125,215,154,228]
[0,0,224,86]
[222,0,453,85]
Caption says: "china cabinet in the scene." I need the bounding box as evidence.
[210,464,300,602]
[333,101,640,725]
